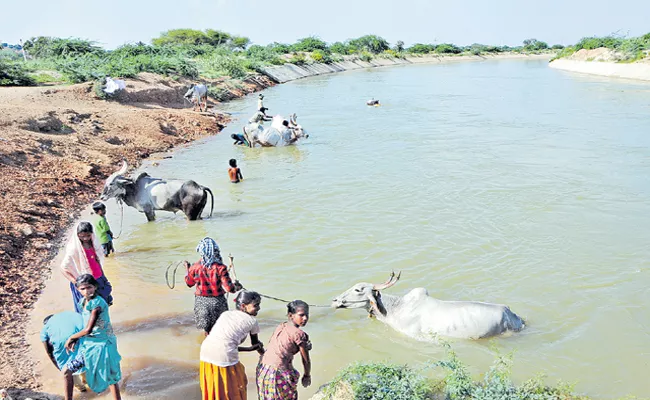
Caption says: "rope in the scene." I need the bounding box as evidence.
[111,200,124,240]
[164,255,330,307]
[165,261,183,289]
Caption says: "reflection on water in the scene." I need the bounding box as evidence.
[30,60,650,399]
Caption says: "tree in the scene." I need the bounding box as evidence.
[230,36,251,50]
[523,38,549,51]
[407,43,435,54]
[152,29,208,46]
[348,35,390,54]
[330,42,349,54]
[434,43,461,54]
[394,40,405,53]
[205,29,231,46]
[292,36,328,52]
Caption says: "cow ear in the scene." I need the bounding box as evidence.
[367,290,387,316]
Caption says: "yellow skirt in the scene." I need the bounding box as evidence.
[200,361,247,400]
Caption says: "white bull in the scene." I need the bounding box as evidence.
[244,114,308,147]
[332,272,525,340]
[184,84,208,112]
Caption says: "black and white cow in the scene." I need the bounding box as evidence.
[100,162,214,221]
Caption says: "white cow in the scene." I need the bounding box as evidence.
[332,272,525,340]
[184,84,208,112]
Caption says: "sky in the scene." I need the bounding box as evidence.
[2,0,649,49]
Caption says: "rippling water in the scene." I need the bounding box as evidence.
[30,59,650,399]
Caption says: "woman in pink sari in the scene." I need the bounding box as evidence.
[60,221,113,313]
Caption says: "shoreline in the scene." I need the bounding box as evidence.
[549,59,650,82]
[3,53,550,395]
[263,52,553,83]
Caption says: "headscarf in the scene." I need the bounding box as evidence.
[196,237,222,267]
[60,221,105,278]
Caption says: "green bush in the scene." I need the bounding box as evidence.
[348,35,390,54]
[330,41,350,54]
[246,45,285,65]
[324,362,433,400]
[0,49,22,61]
[291,36,328,52]
[311,49,332,63]
[433,348,587,400]
[435,44,462,54]
[522,38,549,52]
[0,60,36,86]
[575,36,623,50]
[408,43,436,54]
[552,46,577,60]
[267,42,292,54]
[23,37,104,58]
[196,54,248,79]
[359,51,373,62]
[288,53,307,65]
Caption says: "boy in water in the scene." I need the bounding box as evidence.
[92,202,114,256]
[228,159,243,183]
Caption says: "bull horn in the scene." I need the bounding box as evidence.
[373,271,401,291]
[116,160,128,175]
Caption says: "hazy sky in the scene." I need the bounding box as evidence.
[2,0,648,49]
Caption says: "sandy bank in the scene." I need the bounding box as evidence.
[263,53,553,83]
[549,59,650,81]
[0,72,274,391]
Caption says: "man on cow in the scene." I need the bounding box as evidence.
[248,107,272,125]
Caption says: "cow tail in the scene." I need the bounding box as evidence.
[204,187,214,218]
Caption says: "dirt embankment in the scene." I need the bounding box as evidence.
[0,72,274,391]
[550,48,650,81]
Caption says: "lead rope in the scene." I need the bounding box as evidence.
[228,254,330,307]
[111,200,125,240]
[164,255,330,307]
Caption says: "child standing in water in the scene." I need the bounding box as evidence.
[200,290,264,400]
[92,202,115,256]
[257,300,312,400]
[228,159,243,183]
[61,222,113,313]
[63,274,122,400]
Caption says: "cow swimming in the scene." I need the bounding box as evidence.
[100,161,214,221]
[332,272,525,340]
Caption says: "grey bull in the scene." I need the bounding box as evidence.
[184,84,208,112]
[332,272,525,340]
[100,161,214,221]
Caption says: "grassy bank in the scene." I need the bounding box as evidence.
[0,31,557,87]
[551,32,650,62]
[318,347,595,400]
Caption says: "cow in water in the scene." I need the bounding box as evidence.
[100,161,214,222]
[332,272,525,340]
[184,84,208,112]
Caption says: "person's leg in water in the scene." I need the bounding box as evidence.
[231,134,246,146]
[109,383,122,400]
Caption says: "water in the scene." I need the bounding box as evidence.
[29,59,650,399]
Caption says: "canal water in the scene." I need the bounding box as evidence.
[30,58,650,399]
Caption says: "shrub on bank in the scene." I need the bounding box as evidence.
[0,60,36,86]
[320,348,589,400]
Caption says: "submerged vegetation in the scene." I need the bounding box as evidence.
[0,29,555,87]
[321,348,590,400]
[553,32,650,62]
